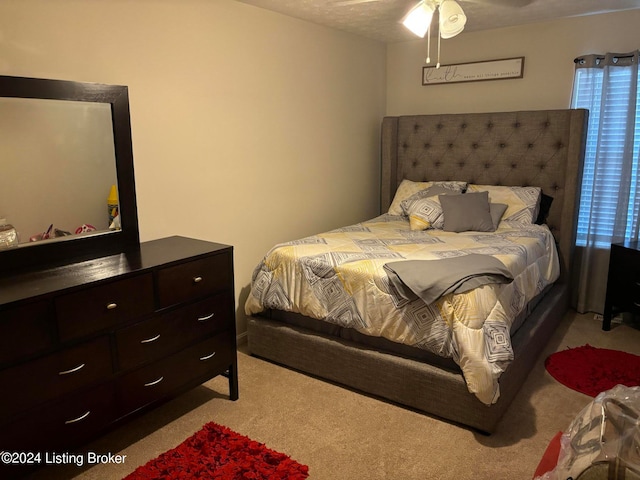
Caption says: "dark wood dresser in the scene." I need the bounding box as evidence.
[603,241,640,330]
[0,236,238,477]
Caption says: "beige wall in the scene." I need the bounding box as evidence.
[387,9,640,115]
[0,0,387,333]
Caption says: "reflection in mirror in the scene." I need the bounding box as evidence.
[0,75,139,272]
[0,98,118,244]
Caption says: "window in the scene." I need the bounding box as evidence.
[571,54,640,248]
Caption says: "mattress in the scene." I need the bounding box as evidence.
[245,214,560,405]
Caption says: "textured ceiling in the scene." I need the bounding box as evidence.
[234,0,640,43]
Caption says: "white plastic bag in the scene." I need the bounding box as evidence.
[535,384,640,480]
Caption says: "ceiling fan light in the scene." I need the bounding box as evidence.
[439,0,466,38]
[440,24,464,39]
[402,1,435,38]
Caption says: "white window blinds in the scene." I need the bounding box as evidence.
[570,52,640,248]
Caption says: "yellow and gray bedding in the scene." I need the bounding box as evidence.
[245,214,559,405]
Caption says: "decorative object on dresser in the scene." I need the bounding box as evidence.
[0,75,238,479]
[603,241,640,331]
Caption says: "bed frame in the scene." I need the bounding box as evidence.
[247,109,588,433]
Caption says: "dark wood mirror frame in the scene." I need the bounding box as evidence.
[0,75,140,273]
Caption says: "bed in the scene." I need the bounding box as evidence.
[245,109,588,433]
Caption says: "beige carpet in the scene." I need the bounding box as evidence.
[27,310,640,480]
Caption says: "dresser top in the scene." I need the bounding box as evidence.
[0,236,232,307]
[613,240,640,251]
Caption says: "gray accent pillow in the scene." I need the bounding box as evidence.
[490,203,508,229]
[440,191,495,232]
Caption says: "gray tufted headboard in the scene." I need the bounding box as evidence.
[380,109,588,283]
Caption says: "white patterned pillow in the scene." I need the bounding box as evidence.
[467,185,541,224]
[400,185,453,216]
[406,196,446,231]
[388,179,467,215]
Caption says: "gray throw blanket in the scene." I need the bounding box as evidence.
[384,254,514,305]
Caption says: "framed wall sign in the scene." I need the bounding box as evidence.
[422,57,524,86]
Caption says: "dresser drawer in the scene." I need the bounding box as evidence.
[56,273,155,341]
[0,336,112,419]
[612,289,640,314]
[156,253,232,308]
[606,244,640,306]
[116,331,233,414]
[0,300,53,366]
[0,381,116,453]
[0,382,116,480]
[116,293,233,370]
[610,245,640,280]
[611,275,640,304]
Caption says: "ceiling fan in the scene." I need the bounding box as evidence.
[330,0,533,67]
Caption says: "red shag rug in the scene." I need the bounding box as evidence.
[123,422,309,480]
[545,344,640,397]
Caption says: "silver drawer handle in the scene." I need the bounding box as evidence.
[106,303,118,310]
[144,376,164,387]
[140,333,161,344]
[193,276,203,284]
[59,363,86,375]
[634,302,640,307]
[200,351,216,361]
[198,313,215,322]
[65,410,91,424]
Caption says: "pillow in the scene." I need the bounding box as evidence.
[490,203,508,230]
[400,185,455,217]
[405,194,447,231]
[467,184,542,224]
[439,191,495,232]
[535,193,554,225]
[388,179,467,215]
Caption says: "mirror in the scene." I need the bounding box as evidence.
[1,98,117,239]
[0,75,139,272]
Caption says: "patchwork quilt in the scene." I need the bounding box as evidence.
[245,214,560,405]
